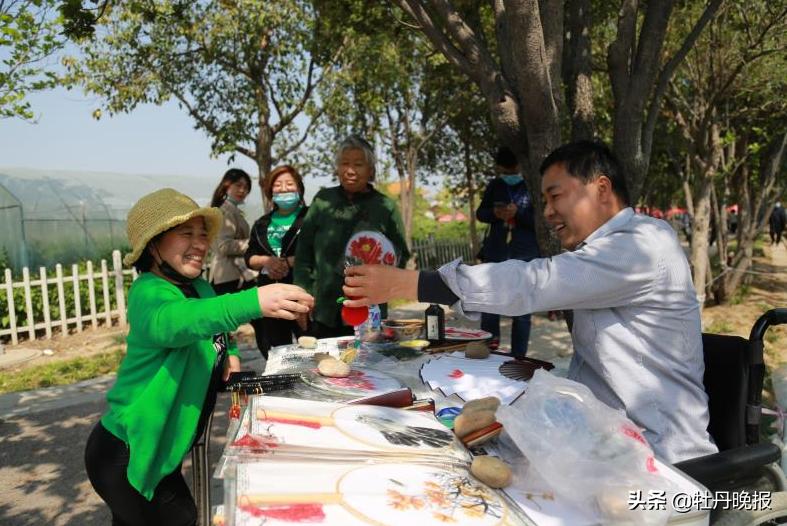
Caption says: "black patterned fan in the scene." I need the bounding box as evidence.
[498,357,555,381]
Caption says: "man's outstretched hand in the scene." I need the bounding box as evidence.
[343,265,419,307]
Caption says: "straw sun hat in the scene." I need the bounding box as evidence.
[123,188,223,266]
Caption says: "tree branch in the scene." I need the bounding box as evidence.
[643,0,724,159]
[607,0,639,104]
[274,107,325,162]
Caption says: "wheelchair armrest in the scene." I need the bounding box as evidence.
[674,443,782,487]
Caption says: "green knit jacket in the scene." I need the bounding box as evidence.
[294,185,410,327]
[101,273,260,500]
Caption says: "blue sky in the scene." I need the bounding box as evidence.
[0,86,260,178]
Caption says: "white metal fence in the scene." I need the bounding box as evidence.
[1,250,134,345]
[411,236,475,270]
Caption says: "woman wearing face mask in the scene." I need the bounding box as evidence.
[84,189,313,526]
[244,165,309,358]
[475,146,540,358]
[208,168,256,295]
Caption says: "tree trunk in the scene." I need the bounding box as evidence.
[683,153,695,218]
[403,151,417,249]
[690,176,713,305]
[256,114,274,210]
[496,0,562,254]
[464,139,480,257]
[563,0,594,141]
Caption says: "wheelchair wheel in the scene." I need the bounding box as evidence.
[713,491,787,525]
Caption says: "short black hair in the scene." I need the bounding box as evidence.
[539,140,631,206]
[133,248,155,273]
[495,146,518,170]
[132,232,164,273]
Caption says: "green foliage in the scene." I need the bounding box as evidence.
[729,283,750,305]
[0,347,125,393]
[0,0,63,120]
[66,0,343,174]
[0,246,9,270]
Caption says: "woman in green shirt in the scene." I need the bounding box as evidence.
[294,136,409,338]
[245,165,309,358]
[84,188,313,526]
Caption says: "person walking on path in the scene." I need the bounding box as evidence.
[770,202,786,246]
[84,188,313,526]
[475,146,540,357]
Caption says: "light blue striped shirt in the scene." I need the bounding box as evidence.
[438,207,718,463]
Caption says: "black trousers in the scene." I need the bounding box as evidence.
[211,279,246,296]
[249,316,304,359]
[84,423,197,526]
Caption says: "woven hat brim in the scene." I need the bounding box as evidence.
[123,207,223,266]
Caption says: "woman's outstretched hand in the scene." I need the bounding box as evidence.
[257,283,314,319]
[343,265,419,307]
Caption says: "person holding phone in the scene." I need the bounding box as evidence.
[475,147,539,357]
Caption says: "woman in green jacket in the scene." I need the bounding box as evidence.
[84,188,313,526]
[294,135,410,338]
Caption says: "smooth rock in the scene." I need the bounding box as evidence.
[317,357,350,378]
[453,409,496,438]
[470,456,512,488]
[298,336,317,349]
[461,397,501,415]
[464,341,490,359]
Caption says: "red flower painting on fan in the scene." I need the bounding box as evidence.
[349,235,383,264]
[346,231,397,267]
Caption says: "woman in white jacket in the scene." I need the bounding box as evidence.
[208,168,256,294]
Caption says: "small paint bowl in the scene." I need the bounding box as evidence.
[398,339,430,351]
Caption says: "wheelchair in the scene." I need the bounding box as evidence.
[675,308,787,525]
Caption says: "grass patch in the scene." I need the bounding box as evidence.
[705,319,734,334]
[0,347,125,394]
[730,283,751,305]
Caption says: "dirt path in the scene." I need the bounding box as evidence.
[702,243,787,369]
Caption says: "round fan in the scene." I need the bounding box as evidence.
[345,230,397,266]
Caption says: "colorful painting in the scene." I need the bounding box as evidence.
[345,231,397,266]
[234,462,511,526]
[444,327,493,341]
[301,367,403,397]
[420,353,527,405]
[234,397,470,464]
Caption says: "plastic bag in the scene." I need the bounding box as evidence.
[497,369,677,525]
